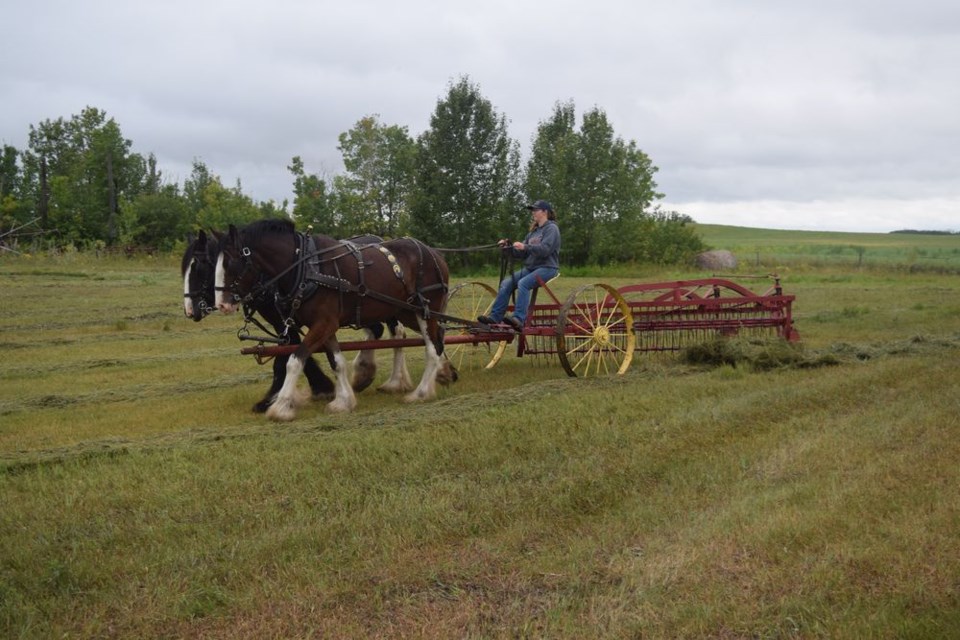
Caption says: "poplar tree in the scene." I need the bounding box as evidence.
[526,102,664,266]
[333,116,416,237]
[288,156,337,233]
[408,76,523,267]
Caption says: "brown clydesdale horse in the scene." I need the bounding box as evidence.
[214,219,455,420]
[182,229,408,412]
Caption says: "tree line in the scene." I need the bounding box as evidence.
[0,76,704,267]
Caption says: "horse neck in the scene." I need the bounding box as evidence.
[310,233,340,251]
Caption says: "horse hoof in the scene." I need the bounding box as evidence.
[351,359,377,392]
[404,390,434,403]
[436,362,458,385]
[326,399,356,413]
[266,401,297,422]
[378,380,413,394]
[351,378,375,393]
[252,400,271,413]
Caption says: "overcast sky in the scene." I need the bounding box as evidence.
[3,0,959,233]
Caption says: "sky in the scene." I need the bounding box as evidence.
[3,0,959,233]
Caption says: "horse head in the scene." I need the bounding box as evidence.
[215,219,296,315]
[182,229,221,321]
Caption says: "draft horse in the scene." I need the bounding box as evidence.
[214,219,455,420]
[182,229,411,412]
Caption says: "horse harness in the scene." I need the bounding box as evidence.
[230,232,448,335]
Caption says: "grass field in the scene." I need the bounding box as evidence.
[694,224,960,272]
[2,228,960,638]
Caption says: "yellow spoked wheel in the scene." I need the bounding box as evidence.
[442,282,508,370]
[556,283,635,377]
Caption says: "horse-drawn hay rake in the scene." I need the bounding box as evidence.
[242,274,799,378]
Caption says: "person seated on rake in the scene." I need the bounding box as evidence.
[478,199,561,331]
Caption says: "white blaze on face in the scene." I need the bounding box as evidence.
[214,252,237,314]
[183,262,194,317]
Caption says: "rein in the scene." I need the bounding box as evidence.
[433,243,501,253]
[218,241,349,307]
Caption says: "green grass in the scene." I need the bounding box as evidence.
[2,236,960,638]
[695,223,960,272]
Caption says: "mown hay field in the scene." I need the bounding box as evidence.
[2,230,960,638]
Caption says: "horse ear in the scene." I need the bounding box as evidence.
[197,229,207,247]
[228,224,239,247]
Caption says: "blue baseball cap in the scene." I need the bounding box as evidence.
[526,200,553,212]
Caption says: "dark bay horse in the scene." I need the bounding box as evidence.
[214,219,455,420]
[182,228,412,412]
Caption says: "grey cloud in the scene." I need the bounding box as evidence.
[2,0,959,231]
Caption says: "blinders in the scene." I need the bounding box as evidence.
[216,244,262,307]
[183,251,217,320]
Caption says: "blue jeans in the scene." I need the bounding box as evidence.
[490,266,559,324]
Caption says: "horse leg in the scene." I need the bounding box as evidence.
[433,318,458,386]
[265,351,311,422]
[405,316,442,403]
[266,322,339,421]
[253,352,292,413]
[290,328,335,406]
[378,320,413,393]
[254,330,334,412]
[326,336,358,413]
[303,354,335,399]
[350,326,379,393]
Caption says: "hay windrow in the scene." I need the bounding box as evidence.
[681,334,960,370]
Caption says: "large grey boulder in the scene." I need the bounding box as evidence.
[696,250,738,271]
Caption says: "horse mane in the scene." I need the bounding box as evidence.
[241,218,297,242]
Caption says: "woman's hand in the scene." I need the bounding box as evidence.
[513,241,525,251]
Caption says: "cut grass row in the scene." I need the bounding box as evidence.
[2,246,960,637]
[3,353,958,637]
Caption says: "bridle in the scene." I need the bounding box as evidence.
[183,252,218,319]
[215,245,267,308]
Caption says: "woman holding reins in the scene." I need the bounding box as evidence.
[478,199,561,331]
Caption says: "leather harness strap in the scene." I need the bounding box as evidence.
[287,234,427,329]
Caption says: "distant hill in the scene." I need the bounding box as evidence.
[890,229,959,236]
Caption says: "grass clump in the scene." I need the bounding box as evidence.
[682,332,960,371]
[681,337,824,371]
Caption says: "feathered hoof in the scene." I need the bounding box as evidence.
[290,386,310,407]
[404,389,435,403]
[437,360,459,385]
[266,399,298,422]
[378,379,414,394]
[326,397,356,413]
[351,359,377,393]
